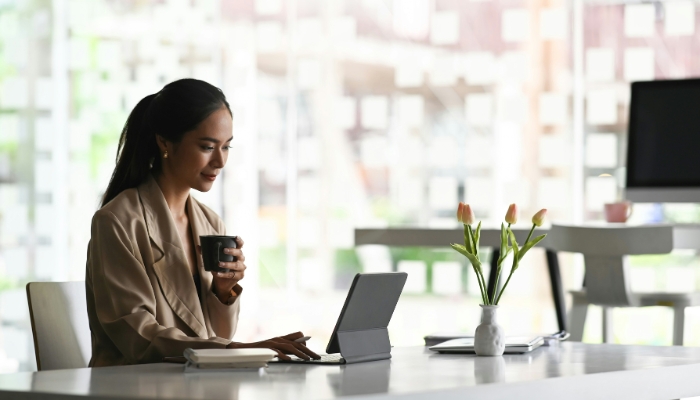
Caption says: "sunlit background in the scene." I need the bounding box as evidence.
[2,0,700,372]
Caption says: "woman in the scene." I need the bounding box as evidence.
[85,78,319,366]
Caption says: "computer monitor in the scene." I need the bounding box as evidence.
[625,78,700,202]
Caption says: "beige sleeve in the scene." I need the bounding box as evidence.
[203,285,241,340]
[90,211,230,364]
[202,216,242,340]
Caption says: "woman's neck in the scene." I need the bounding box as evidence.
[154,170,190,219]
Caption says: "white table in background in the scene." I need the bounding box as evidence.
[1,344,700,399]
[355,224,700,337]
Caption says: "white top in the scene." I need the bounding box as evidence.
[2,343,700,399]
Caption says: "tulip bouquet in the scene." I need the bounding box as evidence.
[451,203,547,305]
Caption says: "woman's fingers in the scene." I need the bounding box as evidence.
[235,236,244,249]
[271,348,290,361]
[223,248,245,261]
[216,268,244,279]
[220,248,245,272]
[230,337,319,361]
[237,342,292,360]
[268,340,311,360]
[255,339,308,360]
[280,332,305,341]
[269,338,320,360]
[215,271,234,279]
[218,261,246,272]
[278,332,321,359]
[293,342,321,359]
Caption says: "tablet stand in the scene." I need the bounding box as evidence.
[336,328,391,364]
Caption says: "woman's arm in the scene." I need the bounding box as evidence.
[90,211,230,364]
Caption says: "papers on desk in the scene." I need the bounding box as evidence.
[429,336,544,354]
[183,348,277,372]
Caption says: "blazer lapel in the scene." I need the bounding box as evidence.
[138,175,208,339]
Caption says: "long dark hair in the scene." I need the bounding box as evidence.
[101,78,231,207]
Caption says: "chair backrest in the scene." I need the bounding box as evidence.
[547,224,673,306]
[26,281,91,370]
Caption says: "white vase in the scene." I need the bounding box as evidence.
[474,305,505,356]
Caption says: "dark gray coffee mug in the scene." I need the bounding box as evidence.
[200,235,237,272]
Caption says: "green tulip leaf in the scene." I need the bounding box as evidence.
[474,221,482,255]
[469,225,478,257]
[508,229,520,260]
[451,243,470,259]
[463,225,473,254]
[451,243,482,270]
[465,251,482,270]
[451,243,467,253]
[517,234,547,261]
[497,247,512,265]
[499,223,508,256]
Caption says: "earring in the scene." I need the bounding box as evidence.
[163,150,168,159]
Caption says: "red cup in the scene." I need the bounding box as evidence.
[604,201,633,223]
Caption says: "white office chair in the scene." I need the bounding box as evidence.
[26,281,91,370]
[548,223,700,345]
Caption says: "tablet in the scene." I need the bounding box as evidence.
[272,272,408,365]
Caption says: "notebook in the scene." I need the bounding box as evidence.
[183,348,277,372]
[429,336,544,354]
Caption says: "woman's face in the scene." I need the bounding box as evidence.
[159,106,233,192]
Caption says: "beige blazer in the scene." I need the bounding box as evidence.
[85,174,241,367]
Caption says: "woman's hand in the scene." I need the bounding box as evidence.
[199,236,247,303]
[227,332,321,361]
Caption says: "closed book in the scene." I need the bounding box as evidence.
[183,348,277,366]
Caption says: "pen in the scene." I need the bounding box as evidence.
[294,336,311,343]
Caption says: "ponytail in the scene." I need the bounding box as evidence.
[101,94,158,207]
[100,79,231,207]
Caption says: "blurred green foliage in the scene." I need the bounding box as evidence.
[663,204,700,224]
[0,273,19,292]
[0,142,17,164]
[258,245,491,295]
[389,247,481,294]
[371,198,409,225]
[258,247,364,290]
[259,246,287,289]
[0,57,15,81]
[334,248,361,289]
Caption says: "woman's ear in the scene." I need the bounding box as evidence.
[155,135,168,154]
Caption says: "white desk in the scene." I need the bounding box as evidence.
[354,224,700,249]
[354,227,549,248]
[1,344,700,399]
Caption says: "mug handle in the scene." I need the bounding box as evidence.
[216,242,222,264]
[626,202,634,219]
